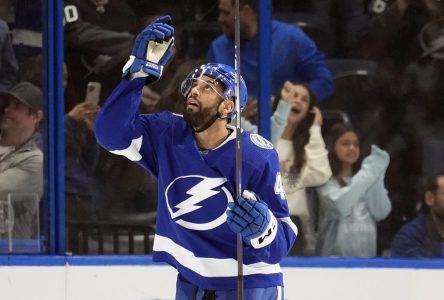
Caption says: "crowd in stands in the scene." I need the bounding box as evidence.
[0,0,444,257]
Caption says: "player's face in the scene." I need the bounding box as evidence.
[287,84,311,125]
[183,76,225,130]
[334,131,360,167]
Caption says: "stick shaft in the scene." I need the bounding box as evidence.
[234,0,244,299]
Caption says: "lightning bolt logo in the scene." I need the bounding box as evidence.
[171,177,227,219]
[165,175,234,231]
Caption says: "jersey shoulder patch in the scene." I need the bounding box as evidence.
[249,133,274,150]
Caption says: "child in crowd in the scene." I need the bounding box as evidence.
[316,123,391,257]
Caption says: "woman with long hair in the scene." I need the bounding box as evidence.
[316,123,392,257]
[275,81,331,255]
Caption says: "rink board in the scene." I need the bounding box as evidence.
[0,256,443,300]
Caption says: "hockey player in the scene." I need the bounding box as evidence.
[94,16,297,300]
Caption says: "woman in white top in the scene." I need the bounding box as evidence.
[316,123,392,257]
[275,81,331,255]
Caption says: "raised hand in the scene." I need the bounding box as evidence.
[68,102,100,130]
[122,15,174,81]
[311,106,323,126]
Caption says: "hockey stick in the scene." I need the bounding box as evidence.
[234,0,244,299]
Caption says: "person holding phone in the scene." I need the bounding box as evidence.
[84,82,102,106]
[65,82,101,252]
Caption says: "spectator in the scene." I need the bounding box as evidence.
[0,82,43,200]
[316,123,391,257]
[0,18,18,91]
[275,82,331,255]
[391,171,444,258]
[353,2,444,252]
[209,0,333,103]
[65,101,100,222]
[94,83,160,218]
[64,99,101,253]
[63,63,158,252]
[95,16,297,298]
[11,0,42,63]
[238,81,295,146]
[64,0,136,110]
[62,61,100,222]
[64,1,158,224]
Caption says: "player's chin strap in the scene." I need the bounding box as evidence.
[193,99,230,133]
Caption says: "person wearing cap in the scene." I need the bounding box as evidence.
[0,81,43,200]
[94,17,297,299]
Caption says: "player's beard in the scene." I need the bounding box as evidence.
[183,102,219,132]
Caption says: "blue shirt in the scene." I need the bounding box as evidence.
[64,116,99,197]
[391,213,444,258]
[208,20,333,102]
[94,78,298,290]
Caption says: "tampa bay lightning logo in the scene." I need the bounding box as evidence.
[250,134,274,149]
[165,175,234,230]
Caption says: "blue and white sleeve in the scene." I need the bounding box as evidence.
[95,78,145,151]
[94,78,160,174]
[244,151,298,264]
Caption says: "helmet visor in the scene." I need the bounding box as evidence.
[180,77,225,100]
[180,65,232,100]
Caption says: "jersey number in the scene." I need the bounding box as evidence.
[64,5,79,24]
[274,172,286,200]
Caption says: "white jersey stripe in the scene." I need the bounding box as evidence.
[12,29,42,48]
[110,136,143,161]
[280,217,298,237]
[153,234,282,277]
[277,285,283,299]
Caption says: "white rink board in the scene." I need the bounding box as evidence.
[0,266,66,300]
[67,265,177,300]
[1,262,444,300]
[283,267,444,300]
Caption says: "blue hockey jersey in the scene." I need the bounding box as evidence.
[94,78,298,290]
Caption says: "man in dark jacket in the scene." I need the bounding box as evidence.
[391,172,444,258]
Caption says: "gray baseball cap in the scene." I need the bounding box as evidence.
[0,82,42,110]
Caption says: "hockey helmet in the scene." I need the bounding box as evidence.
[180,63,248,118]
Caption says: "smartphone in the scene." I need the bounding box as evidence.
[84,82,101,105]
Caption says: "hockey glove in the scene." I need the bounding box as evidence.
[122,15,174,81]
[226,190,278,249]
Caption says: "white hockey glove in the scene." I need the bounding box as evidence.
[122,15,174,82]
[226,190,278,249]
